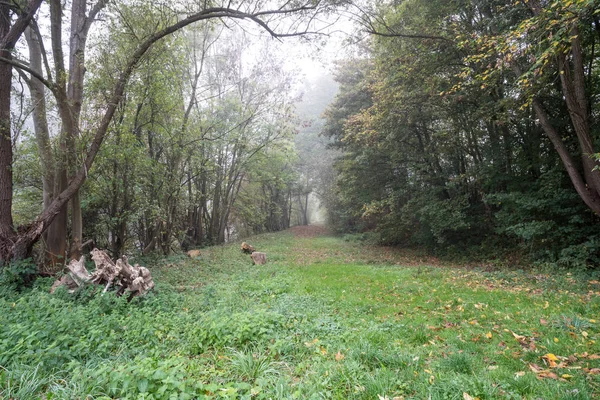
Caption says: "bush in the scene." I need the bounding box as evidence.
[0,258,38,290]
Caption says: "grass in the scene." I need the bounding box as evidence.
[1,227,600,399]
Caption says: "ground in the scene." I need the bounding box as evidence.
[1,226,599,399]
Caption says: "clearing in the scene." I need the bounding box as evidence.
[1,226,599,399]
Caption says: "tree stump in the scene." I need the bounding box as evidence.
[187,249,201,258]
[50,249,154,297]
[251,251,267,265]
[241,242,256,254]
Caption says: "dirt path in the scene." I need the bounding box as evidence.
[287,225,330,238]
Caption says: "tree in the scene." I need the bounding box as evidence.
[324,0,600,264]
[0,0,43,261]
[454,0,600,215]
[0,0,341,264]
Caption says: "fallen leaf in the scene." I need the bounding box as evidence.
[320,346,327,355]
[554,337,559,343]
[487,365,498,370]
[568,355,577,363]
[463,393,474,400]
[486,332,493,339]
[582,331,589,338]
[335,351,345,361]
[588,354,600,360]
[540,318,548,325]
[561,374,573,379]
[543,353,558,368]
[515,371,526,377]
[512,331,525,341]
[584,368,600,375]
[529,363,543,373]
[538,371,559,380]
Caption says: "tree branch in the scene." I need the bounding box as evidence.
[0,56,57,94]
[0,0,42,49]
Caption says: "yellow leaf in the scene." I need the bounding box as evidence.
[544,301,549,309]
[561,374,573,379]
[582,331,589,338]
[543,353,558,368]
[486,332,493,339]
[429,375,435,384]
[554,337,559,343]
[320,346,327,355]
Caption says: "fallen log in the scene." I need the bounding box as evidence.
[50,249,154,297]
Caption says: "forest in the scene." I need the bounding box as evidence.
[1,0,600,398]
[320,0,600,268]
[1,0,599,270]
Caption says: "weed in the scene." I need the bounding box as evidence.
[552,314,594,331]
[229,348,279,382]
[0,364,51,400]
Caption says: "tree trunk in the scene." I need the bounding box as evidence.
[0,0,44,263]
[0,4,14,249]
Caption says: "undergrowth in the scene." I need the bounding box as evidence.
[1,229,599,399]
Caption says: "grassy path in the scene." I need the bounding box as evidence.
[1,227,600,399]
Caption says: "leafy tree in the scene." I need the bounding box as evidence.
[0,0,344,264]
[324,0,600,264]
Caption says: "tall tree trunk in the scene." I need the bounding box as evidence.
[67,0,106,260]
[25,28,54,212]
[0,0,44,263]
[0,45,14,254]
[24,27,68,266]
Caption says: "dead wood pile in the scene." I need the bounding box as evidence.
[50,248,155,297]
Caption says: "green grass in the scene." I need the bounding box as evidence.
[1,229,600,399]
